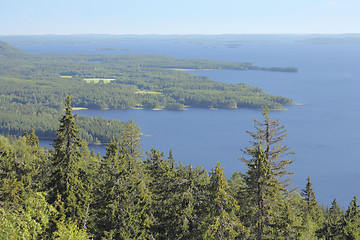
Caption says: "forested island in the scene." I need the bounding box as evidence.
[0,40,297,143]
[1,98,359,239]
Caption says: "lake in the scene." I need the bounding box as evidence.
[11,36,360,207]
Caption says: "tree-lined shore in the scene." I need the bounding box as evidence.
[0,40,295,144]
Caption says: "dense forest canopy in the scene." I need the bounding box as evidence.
[1,101,359,239]
[0,40,296,143]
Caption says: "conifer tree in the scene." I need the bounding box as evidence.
[168,149,175,169]
[173,164,210,239]
[228,171,245,198]
[301,177,318,214]
[47,96,89,228]
[241,144,277,239]
[145,150,210,239]
[271,193,303,240]
[340,196,360,239]
[202,162,245,239]
[240,108,295,239]
[29,129,39,147]
[95,122,152,239]
[119,119,142,161]
[299,177,324,238]
[144,148,173,238]
[246,107,294,187]
[318,198,342,239]
[23,129,39,147]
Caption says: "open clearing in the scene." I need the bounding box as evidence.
[83,78,116,84]
[135,90,162,95]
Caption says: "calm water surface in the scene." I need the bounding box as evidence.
[18,39,360,206]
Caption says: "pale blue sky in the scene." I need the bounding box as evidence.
[1,0,359,35]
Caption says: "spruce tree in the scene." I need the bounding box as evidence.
[299,176,324,238]
[144,148,173,238]
[119,119,142,160]
[301,177,318,214]
[173,164,210,239]
[29,129,39,147]
[95,122,152,239]
[340,196,360,239]
[240,108,295,239]
[318,198,342,239]
[241,144,278,239]
[246,107,294,186]
[202,162,245,239]
[48,96,89,227]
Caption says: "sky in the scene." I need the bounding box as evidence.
[1,0,359,35]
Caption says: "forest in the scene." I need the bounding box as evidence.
[0,40,296,143]
[1,96,359,239]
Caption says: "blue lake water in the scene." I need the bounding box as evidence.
[12,37,360,207]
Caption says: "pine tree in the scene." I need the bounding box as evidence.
[47,96,89,228]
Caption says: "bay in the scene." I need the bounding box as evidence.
[17,36,360,207]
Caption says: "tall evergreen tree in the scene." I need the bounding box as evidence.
[301,177,319,214]
[240,108,295,239]
[241,144,278,239]
[47,96,89,228]
[246,107,294,187]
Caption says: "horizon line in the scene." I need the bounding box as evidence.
[1,33,360,37]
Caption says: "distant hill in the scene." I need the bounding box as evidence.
[0,41,27,57]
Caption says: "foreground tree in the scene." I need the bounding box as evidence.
[299,177,324,239]
[202,162,245,239]
[318,198,343,239]
[340,196,360,239]
[240,107,295,239]
[94,121,152,239]
[0,136,56,239]
[47,96,90,231]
